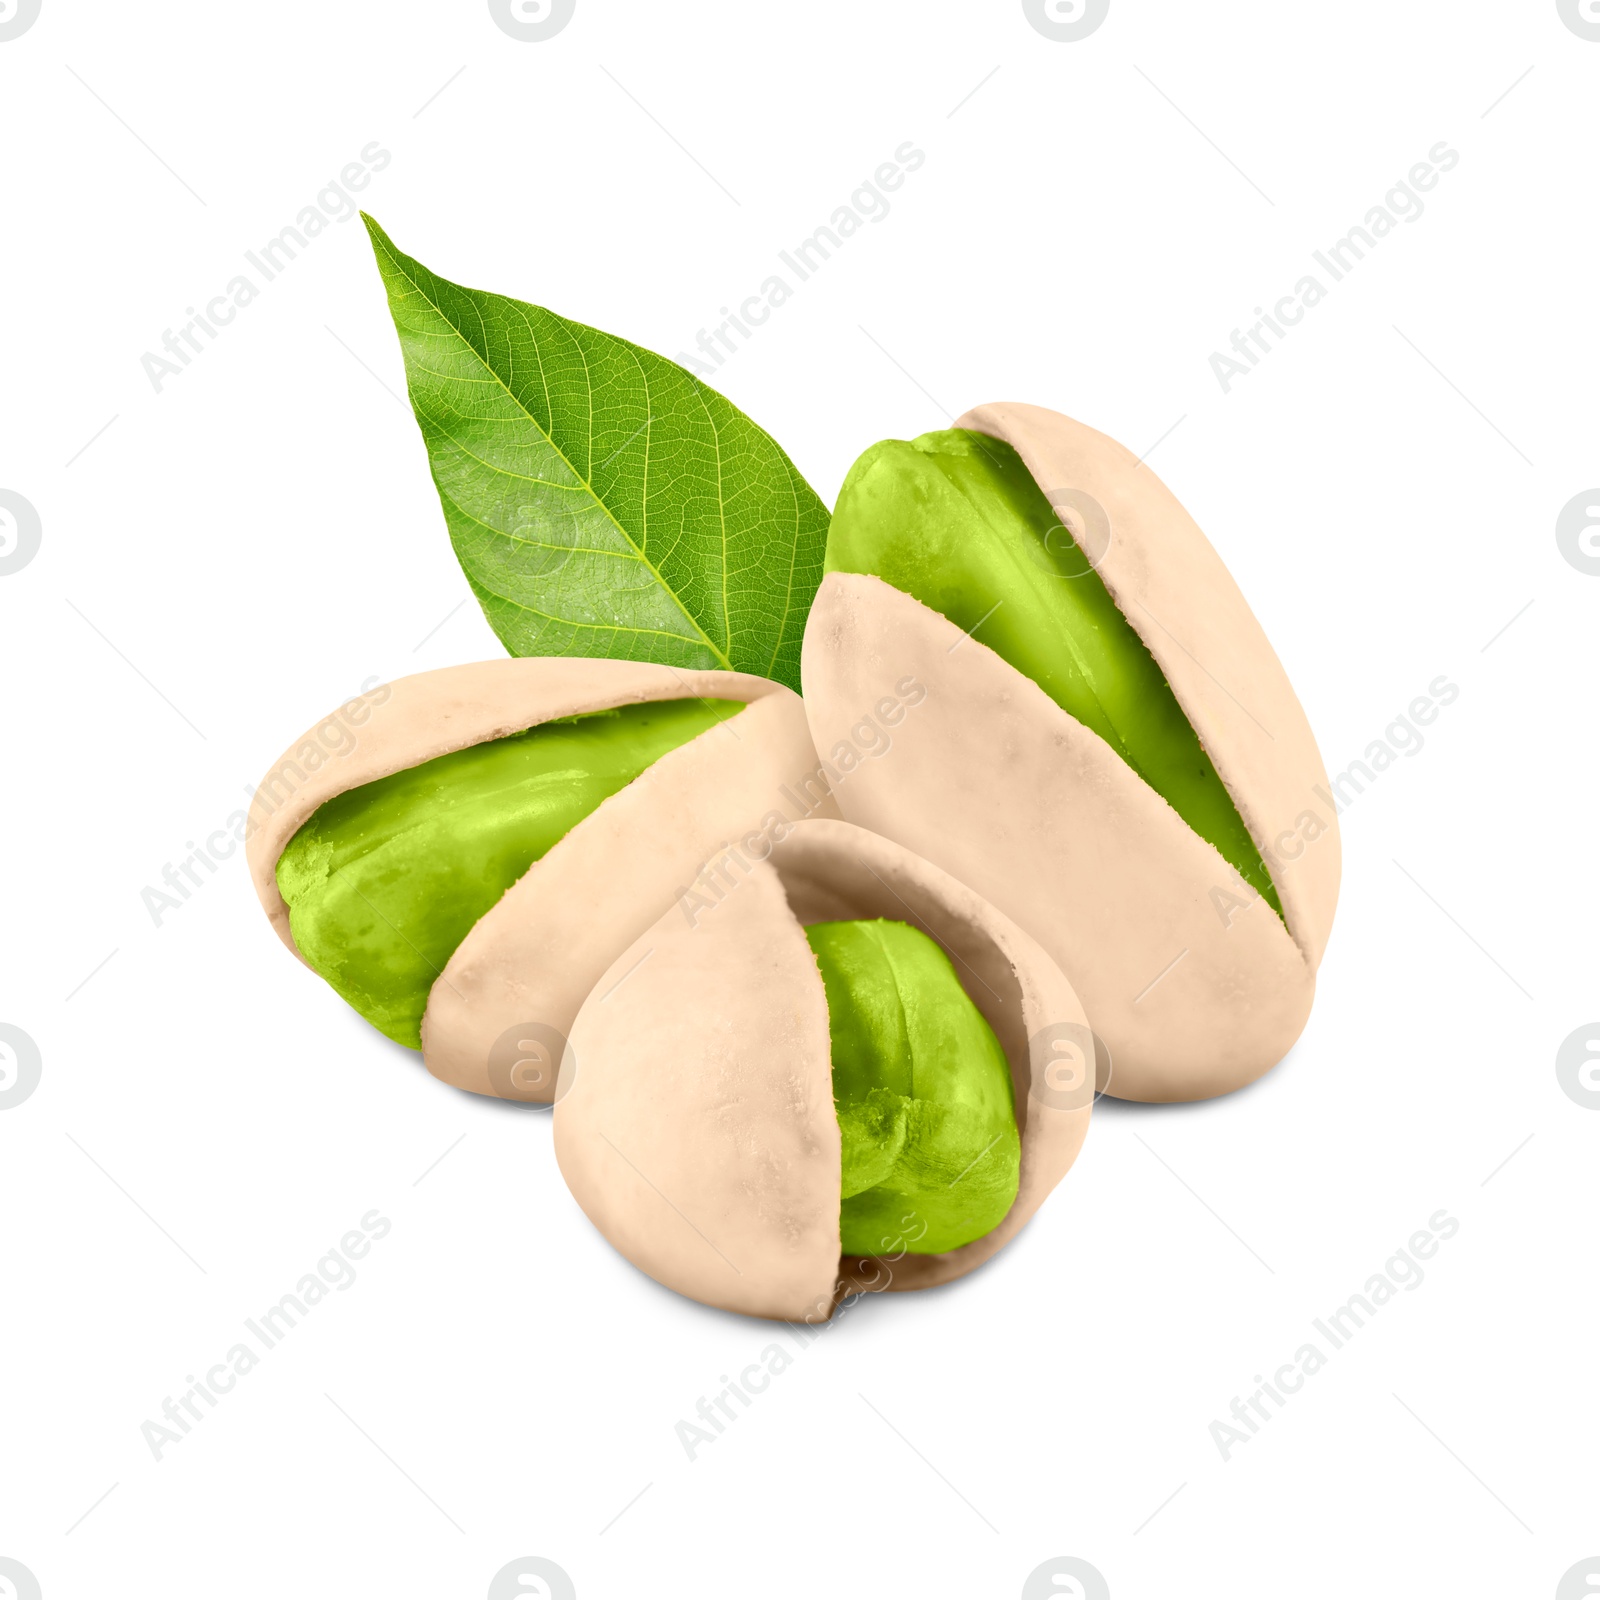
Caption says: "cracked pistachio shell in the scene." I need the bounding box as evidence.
[801,403,1340,1104]
[246,659,834,1102]
[552,817,1092,1322]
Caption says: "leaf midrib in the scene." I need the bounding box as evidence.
[374,234,734,672]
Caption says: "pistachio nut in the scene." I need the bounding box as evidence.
[552,817,1092,1321]
[246,659,834,1101]
[801,404,1340,1103]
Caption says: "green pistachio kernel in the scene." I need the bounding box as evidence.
[805,917,1020,1257]
[276,698,744,1047]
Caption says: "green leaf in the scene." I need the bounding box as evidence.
[362,214,829,692]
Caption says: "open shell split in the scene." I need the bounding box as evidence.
[801,403,1341,1103]
[246,659,835,1101]
[552,818,1092,1321]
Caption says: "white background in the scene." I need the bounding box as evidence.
[2,2,1596,1597]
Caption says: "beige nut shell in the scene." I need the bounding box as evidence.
[553,817,1092,1321]
[800,403,1340,1103]
[246,659,836,1101]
